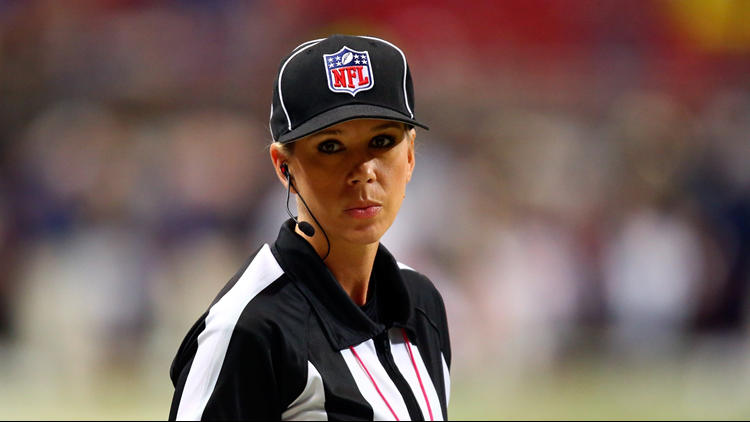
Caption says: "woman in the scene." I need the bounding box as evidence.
[169,34,451,421]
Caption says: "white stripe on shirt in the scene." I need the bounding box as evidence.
[442,354,451,408]
[341,340,410,421]
[389,328,445,421]
[176,244,284,421]
[282,361,328,421]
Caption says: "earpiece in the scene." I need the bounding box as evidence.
[281,163,318,239]
[280,162,290,179]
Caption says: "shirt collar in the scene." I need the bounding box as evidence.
[271,219,413,350]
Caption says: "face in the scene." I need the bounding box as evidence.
[272,119,416,246]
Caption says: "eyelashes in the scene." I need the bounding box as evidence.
[318,140,342,154]
[371,135,396,149]
[317,135,397,155]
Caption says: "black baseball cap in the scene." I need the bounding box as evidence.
[270,34,429,144]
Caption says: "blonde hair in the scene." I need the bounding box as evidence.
[272,141,295,158]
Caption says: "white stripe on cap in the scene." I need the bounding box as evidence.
[269,104,276,142]
[360,36,414,119]
[176,244,284,421]
[278,39,325,132]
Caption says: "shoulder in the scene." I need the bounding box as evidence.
[398,262,443,302]
[397,262,452,368]
[171,245,310,381]
[397,262,447,321]
[209,244,310,339]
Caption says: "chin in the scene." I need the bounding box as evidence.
[343,220,390,245]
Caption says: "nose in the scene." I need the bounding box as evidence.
[347,159,376,186]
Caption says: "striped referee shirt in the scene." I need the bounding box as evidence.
[169,220,452,421]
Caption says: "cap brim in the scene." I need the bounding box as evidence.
[277,104,429,144]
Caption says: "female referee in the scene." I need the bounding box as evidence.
[169,34,451,421]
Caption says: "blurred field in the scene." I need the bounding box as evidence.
[450,353,750,420]
[1,1,750,420]
[2,341,749,421]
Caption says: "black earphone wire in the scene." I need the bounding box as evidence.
[284,170,297,222]
[286,171,331,261]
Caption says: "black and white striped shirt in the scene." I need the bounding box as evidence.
[169,220,452,421]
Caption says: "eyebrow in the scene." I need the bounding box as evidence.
[309,122,404,139]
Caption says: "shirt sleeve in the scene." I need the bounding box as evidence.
[169,320,283,421]
[435,288,452,370]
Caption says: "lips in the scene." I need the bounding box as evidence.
[344,200,383,219]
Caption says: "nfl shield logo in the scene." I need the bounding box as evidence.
[324,47,374,96]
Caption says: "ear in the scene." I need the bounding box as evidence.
[406,129,416,184]
[270,144,292,190]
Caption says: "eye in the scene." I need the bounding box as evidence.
[371,135,396,149]
[318,140,343,155]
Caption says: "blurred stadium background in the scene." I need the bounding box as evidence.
[1,0,750,419]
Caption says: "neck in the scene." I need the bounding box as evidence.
[295,224,378,306]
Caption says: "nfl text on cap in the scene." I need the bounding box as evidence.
[270,34,429,144]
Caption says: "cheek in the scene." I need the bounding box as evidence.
[379,158,410,198]
[292,168,336,212]
[307,173,341,205]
